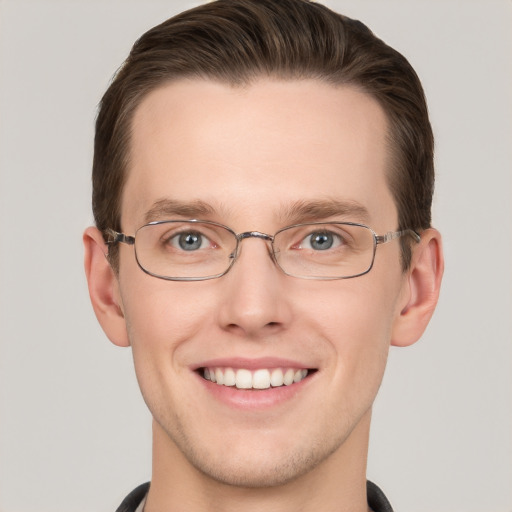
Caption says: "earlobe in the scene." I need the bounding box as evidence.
[391,228,444,347]
[83,226,130,347]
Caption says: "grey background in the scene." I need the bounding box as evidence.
[0,1,511,511]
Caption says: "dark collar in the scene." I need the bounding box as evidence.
[367,480,394,512]
[115,482,149,512]
[116,480,393,512]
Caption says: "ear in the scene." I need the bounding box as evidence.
[83,226,130,347]
[391,228,444,347]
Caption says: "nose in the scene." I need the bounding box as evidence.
[216,236,292,339]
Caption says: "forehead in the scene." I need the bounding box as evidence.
[123,78,395,230]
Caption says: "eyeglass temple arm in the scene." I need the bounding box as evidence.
[376,229,421,245]
[105,228,135,245]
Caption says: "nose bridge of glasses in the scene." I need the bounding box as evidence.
[230,231,276,261]
[237,231,274,242]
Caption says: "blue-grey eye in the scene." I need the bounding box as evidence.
[310,232,333,250]
[175,232,205,251]
[302,231,341,250]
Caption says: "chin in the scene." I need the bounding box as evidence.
[191,448,329,488]
[162,418,348,489]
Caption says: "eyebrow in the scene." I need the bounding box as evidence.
[142,197,370,226]
[143,198,217,224]
[278,199,371,225]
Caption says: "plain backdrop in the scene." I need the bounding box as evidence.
[0,1,511,511]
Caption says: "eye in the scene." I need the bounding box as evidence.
[169,231,210,251]
[300,231,342,251]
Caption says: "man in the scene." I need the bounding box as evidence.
[84,0,443,510]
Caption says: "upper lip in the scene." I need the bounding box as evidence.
[191,357,316,371]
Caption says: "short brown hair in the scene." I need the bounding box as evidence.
[93,0,434,271]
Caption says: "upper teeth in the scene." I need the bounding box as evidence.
[203,367,308,389]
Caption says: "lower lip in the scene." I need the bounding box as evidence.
[195,372,314,410]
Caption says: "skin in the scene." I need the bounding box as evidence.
[84,78,443,512]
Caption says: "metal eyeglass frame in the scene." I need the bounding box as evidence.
[105,219,421,281]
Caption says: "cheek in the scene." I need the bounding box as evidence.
[120,279,217,416]
[322,298,392,375]
[120,277,215,365]
[306,274,399,338]
[305,277,401,387]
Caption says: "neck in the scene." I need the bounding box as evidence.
[145,411,372,512]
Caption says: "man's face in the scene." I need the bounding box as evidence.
[117,78,409,486]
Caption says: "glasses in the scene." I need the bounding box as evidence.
[106,220,420,281]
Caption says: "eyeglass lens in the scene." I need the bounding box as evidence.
[132,221,376,280]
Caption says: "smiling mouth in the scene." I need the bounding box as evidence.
[199,367,316,390]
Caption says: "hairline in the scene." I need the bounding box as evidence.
[122,74,397,217]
